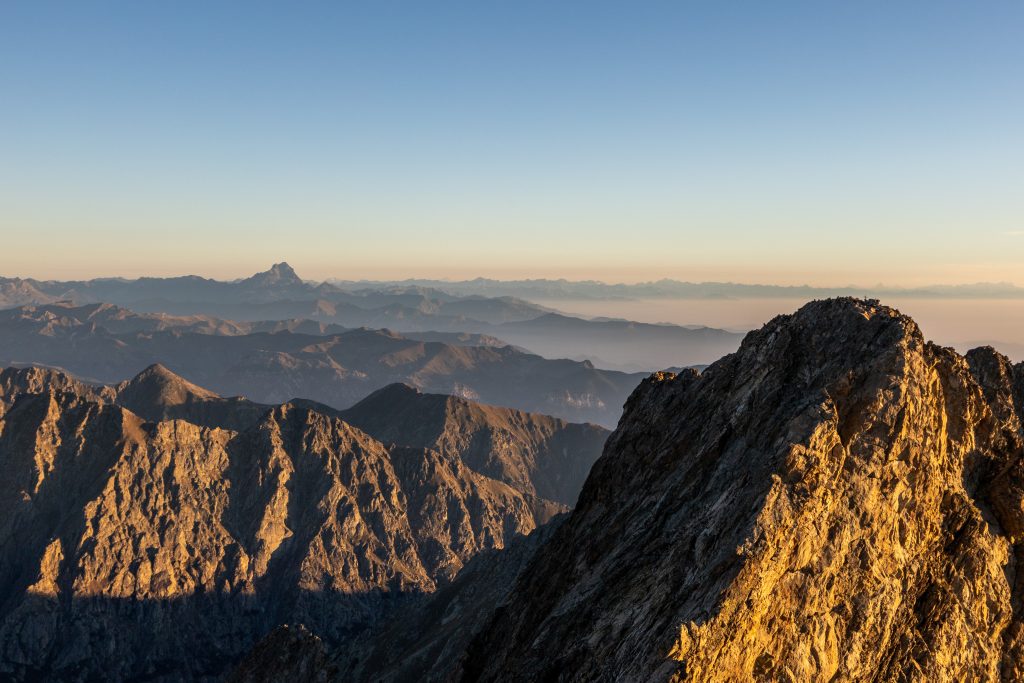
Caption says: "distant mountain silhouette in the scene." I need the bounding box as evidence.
[241,261,304,287]
[0,303,648,426]
[0,264,552,323]
[0,265,744,370]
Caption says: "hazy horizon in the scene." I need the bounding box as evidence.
[2,261,1023,292]
[3,261,1022,361]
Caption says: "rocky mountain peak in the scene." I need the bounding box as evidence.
[115,363,219,408]
[245,262,303,287]
[14,296,1024,682]
[457,297,1024,681]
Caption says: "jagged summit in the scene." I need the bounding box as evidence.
[456,297,1024,681]
[243,262,304,287]
[0,365,104,408]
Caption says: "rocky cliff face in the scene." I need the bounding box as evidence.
[1,362,269,432]
[0,367,605,680]
[457,298,1024,682]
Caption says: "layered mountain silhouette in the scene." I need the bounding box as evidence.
[231,298,1024,682]
[0,264,744,370]
[0,365,607,680]
[0,263,554,322]
[0,300,512,345]
[0,302,649,426]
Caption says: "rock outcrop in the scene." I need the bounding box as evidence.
[456,298,1024,682]
[0,367,605,680]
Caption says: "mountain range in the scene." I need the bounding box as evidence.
[0,301,655,426]
[0,364,606,680]
[0,264,744,371]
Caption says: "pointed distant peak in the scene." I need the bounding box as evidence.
[135,363,180,379]
[245,262,303,287]
[269,261,299,278]
[122,364,218,401]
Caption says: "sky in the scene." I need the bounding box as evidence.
[1,1,1022,284]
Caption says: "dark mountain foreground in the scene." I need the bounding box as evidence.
[236,298,1024,682]
[0,367,606,680]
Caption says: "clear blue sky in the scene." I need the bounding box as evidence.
[1,1,1021,284]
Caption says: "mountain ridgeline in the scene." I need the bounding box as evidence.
[0,365,607,680]
[236,298,1024,682]
[0,301,651,427]
[0,263,744,371]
